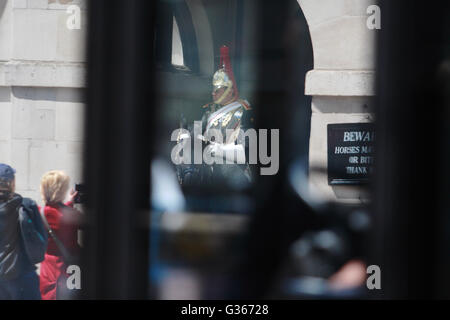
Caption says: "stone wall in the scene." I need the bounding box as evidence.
[0,0,87,203]
[298,0,377,203]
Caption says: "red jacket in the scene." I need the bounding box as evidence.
[39,202,81,300]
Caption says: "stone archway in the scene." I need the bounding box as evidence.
[186,0,215,76]
[297,0,377,202]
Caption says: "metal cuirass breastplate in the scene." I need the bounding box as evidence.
[205,101,244,145]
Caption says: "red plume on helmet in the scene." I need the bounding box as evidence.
[219,45,239,100]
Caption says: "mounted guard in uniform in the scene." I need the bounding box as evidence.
[176,45,252,188]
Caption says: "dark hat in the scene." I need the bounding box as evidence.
[0,164,16,181]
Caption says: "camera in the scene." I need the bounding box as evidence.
[74,183,86,204]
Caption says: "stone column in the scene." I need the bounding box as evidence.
[298,0,377,202]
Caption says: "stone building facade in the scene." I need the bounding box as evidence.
[0,0,87,203]
[300,0,376,203]
[0,0,375,204]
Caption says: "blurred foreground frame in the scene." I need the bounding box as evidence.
[81,0,314,300]
[373,0,450,298]
[82,0,155,299]
[80,0,450,300]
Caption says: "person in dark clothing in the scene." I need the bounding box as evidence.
[0,164,44,300]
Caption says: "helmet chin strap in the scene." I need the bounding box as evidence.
[214,85,233,105]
